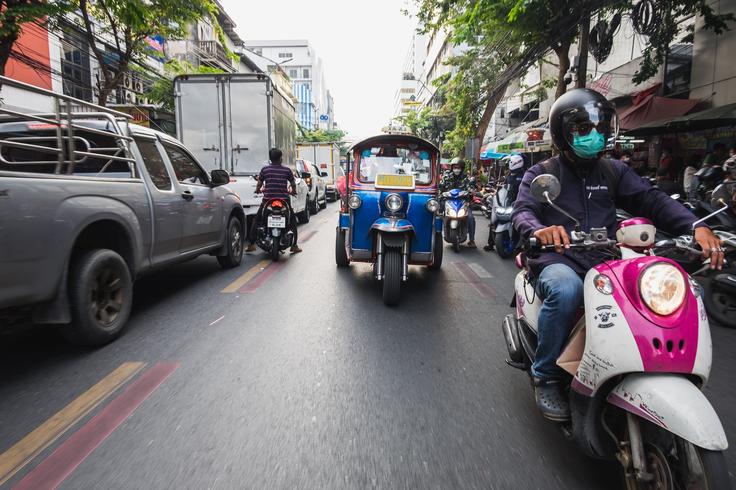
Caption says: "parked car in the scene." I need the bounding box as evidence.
[0,77,246,346]
[296,158,326,215]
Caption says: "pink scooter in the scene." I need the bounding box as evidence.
[503,174,730,488]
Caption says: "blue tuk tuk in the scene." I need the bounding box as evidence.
[335,134,443,305]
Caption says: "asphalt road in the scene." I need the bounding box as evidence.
[1,203,735,489]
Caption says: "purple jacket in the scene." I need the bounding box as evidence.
[512,155,700,276]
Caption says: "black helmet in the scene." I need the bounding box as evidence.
[549,88,618,163]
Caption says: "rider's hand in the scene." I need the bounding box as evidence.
[533,226,570,254]
[694,226,724,270]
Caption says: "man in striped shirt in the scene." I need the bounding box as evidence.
[246,148,302,253]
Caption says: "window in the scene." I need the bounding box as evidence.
[289,69,298,78]
[302,68,310,79]
[358,145,433,185]
[61,26,92,102]
[163,143,207,185]
[136,139,172,190]
[278,52,293,58]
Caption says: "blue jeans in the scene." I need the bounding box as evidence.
[468,212,476,241]
[532,263,584,381]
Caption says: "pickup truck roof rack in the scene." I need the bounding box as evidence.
[0,76,137,176]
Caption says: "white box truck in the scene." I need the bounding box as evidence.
[297,142,341,201]
[174,73,310,221]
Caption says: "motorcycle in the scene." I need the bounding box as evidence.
[491,183,515,259]
[442,189,471,253]
[255,197,296,261]
[502,173,730,488]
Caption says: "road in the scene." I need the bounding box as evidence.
[1,203,734,489]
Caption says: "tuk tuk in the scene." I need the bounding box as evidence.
[335,134,443,305]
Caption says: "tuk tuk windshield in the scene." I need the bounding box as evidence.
[358,145,433,185]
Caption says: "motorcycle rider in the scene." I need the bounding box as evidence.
[246,148,302,254]
[439,157,477,248]
[485,154,525,251]
[512,88,723,421]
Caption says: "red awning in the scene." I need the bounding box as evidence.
[618,94,699,131]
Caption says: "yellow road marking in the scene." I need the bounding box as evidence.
[221,259,270,293]
[0,362,145,485]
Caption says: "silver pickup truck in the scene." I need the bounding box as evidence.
[0,78,245,345]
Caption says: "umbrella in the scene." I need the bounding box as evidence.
[626,102,736,136]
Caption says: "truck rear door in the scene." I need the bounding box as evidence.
[175,78,225,173]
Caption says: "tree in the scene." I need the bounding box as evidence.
[145,59,224,112]
[77,0,214,106]
[297,127,348,153]
[0,0,72,76]
[395,105,455,152]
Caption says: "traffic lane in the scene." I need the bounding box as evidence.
[0,208,333,470]
[59,219,619,490]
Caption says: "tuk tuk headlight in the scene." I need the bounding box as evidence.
[426,199,439,213]
[348,194,362,209]
[385,193,403,212]
[639,263,686,316]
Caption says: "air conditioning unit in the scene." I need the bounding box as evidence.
[135,80,143,92]
[123,74,133,89]
[125,90,137,104]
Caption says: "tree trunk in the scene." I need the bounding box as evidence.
[553,40,572,100]
[0,36,18,77]
[576,14,591,89]
[474,80,510,162]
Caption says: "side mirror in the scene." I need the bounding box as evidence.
[530,174,561,203]
[320,171,328,177]
[210,169,230,186]
[711,183,735,208]
[301,171,312,179]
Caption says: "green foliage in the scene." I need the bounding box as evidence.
[297,128,346,143]
[145,59,224,112]
[77,0,215,104]
[395,104,455,153]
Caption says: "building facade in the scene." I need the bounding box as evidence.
[244,40,334,131]
[393,31,427,118]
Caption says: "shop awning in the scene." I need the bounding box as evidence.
[479,148,509,160]
[618,94,699,131]
[626,102,736,136]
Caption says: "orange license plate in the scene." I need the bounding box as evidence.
[374,174,415,189]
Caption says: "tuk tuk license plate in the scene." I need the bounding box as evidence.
[375,174,415,190]
[267,216,286,228]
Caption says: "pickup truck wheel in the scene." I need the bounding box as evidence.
[310,193,319,214]
[217,216,244,269]
[319,193,327,209]
[65,249,132,346]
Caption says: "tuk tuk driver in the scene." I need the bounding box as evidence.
[439,157,477,248]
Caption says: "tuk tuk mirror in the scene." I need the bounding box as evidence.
[711,183,735,209]
[530,174,561,203]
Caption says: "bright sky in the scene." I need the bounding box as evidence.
[221,0,417,141]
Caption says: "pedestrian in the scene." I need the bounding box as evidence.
[703,142,728,168]
[659,148,674,177]
[683,154,701,201]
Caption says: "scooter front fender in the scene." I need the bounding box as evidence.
[608,373,727,450]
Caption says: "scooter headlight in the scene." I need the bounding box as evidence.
[457,207,468,218]
[426,199,439,213]
[445,203,457,218]
[348,194,362,209]
[385,193,403,212]
[639,263,687,316]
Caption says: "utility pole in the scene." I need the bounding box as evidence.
[576,13,591,88]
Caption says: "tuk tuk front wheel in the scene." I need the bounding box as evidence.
[382,247,401,306]
[335,227,349,267]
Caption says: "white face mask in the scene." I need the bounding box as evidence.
[452,168,462,176]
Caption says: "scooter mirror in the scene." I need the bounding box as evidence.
[530,174,561,203]
[711,183,735,209]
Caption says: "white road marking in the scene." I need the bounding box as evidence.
[209,315,225,326]
[468,262,492,278]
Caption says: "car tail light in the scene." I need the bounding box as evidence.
[306,177,312,187]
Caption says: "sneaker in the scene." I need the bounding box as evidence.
[245,244,256,253]
[467,241,477,249]
[290,245,303,254]
[533,378,571,422]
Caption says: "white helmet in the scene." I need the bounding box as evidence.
[508,154,524,171]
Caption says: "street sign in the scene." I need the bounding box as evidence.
[319,114,328,121]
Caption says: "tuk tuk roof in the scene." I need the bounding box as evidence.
[349,134,439,154]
